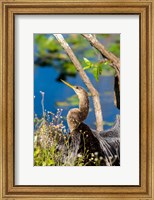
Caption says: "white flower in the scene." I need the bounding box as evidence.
[77,154,82,158]
[99,156,103,160]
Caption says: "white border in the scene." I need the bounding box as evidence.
[15,15,139,185]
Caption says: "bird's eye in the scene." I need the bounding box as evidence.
[76,86,79,89]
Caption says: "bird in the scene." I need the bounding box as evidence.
[61,80,120,166]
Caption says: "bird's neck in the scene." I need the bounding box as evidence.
[78,93,89,120]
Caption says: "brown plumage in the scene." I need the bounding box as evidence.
[61,80,105,165]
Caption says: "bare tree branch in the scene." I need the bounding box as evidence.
[82,34,120,109]
[54,34,103,132]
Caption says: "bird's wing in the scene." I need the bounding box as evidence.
[91,115,120,165]
[99,137,120,160]
[100,115,120,138]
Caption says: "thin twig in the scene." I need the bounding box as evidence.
[54,34,103,132]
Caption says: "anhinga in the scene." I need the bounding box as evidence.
[61,80,120,166]
[61,80,91,131]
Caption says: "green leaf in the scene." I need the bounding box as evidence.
[83,57,94,68]
[83,57,91,65]
[83,57,95,73]
[48,159,55,165]
[50,145,56,155]
[34,148,40,157]
[83,65,92,70]
[97,63,103,75]
[108,43,120,57]
[93,67,99,82]
[63,62,76,74]
[42,161,46,166]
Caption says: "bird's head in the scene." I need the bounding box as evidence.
[61,79,89,121]
[61,80,87,98]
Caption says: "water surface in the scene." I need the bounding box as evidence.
[34,66,120,130]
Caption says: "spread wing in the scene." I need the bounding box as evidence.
[92,115,120,166]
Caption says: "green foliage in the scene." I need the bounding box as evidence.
[63,62,76,75]
[108,43,120,57]
[83,57,116,81]
[83,57,93,69]
[35,35,60,56]
[101,61,116,75]
[92,67,99,82]
[34,34,76,79]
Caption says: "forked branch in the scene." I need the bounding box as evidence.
[82,34,120,109]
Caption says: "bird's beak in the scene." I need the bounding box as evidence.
[61,79,75,89]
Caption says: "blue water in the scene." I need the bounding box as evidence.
[34,66,120,130]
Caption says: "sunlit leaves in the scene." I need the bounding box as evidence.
[83,57,115,82]
[92,67,99,82]
[83,57,94,70]
[83,57,93,66]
